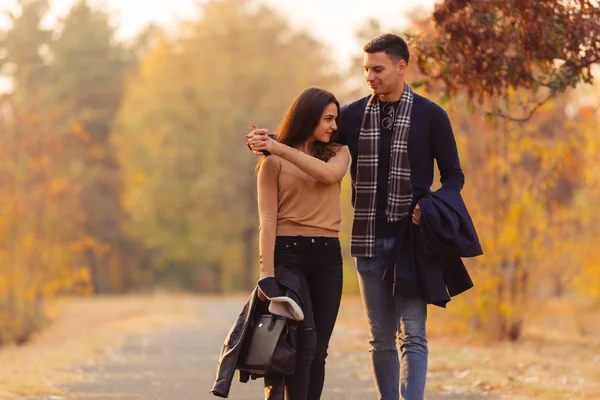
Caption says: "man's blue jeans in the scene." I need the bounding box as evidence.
[356,237,428,400]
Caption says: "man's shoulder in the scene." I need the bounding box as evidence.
[341,95,370,116]
[413,92,447,117]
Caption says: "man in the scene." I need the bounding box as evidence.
[248,33,472,400]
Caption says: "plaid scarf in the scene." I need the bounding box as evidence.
[351,83,414,258]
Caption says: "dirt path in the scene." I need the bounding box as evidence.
[15,296,495,400]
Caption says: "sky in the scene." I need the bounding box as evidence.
[0,0,436,94]
[1,0,436,68]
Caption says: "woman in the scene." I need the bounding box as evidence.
[249,87,350,399]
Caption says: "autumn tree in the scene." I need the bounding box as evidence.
[0,0,51,114]
[410,0,600,121]
[47,0,134,293]
[114,0,342,291]
[399,0,600,340]
[0,0,90,344]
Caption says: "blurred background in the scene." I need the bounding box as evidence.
[0,0,599,398]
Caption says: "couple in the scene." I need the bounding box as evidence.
[221,33,476,400]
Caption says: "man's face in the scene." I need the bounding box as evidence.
[363,51,406,96]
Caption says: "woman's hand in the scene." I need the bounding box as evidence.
[257,274,274,302]
[257,287,269,302]
[245,128,275,156]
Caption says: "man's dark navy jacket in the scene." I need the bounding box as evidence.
[336,92,481,307]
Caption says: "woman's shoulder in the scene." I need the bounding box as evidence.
[332,144,350,157]
[261,155,283,171]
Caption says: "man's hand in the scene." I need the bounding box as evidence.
[245,128,273,155]
[412,203,422,225]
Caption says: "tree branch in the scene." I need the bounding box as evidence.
[488,91,557,123]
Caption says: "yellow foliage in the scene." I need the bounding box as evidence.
[73,124,90,142]
[0,112,93,344]
[90,146,105,160]
[68,237,110,254]
[442,85,600,339]
[48,177,70,195]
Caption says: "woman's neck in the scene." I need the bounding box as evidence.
[296,139,314,154]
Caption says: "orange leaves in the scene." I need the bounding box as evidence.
[73,123,90,142]
[575,255,600,301]
[0,108,93,343]
[48,177,70,195]
[412,0,600,120]
[439,81,600,339]
[133,172,147,183]
[68,237,111,255]
[89,146,105,160]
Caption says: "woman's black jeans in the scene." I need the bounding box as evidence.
[271,235,343,400]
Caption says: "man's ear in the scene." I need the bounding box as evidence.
[398,59,407,74]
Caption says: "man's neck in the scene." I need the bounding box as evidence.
[378,81,405,103]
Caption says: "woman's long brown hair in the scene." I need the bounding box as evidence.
[256,87,342,173]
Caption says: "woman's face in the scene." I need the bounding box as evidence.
[311,102,338,144]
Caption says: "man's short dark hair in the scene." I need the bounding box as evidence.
[363,33,410,64]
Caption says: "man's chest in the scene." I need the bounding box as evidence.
[345,122,430,161]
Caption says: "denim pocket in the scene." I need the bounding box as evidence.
[274,239,298,253]
[324,239,342,252]
[355,238,395,273]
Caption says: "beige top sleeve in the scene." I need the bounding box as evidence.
[272,141,350,184]
[257,157,279,278]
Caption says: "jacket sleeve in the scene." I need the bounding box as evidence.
[334,104,349,145]
[430,108,464,192]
